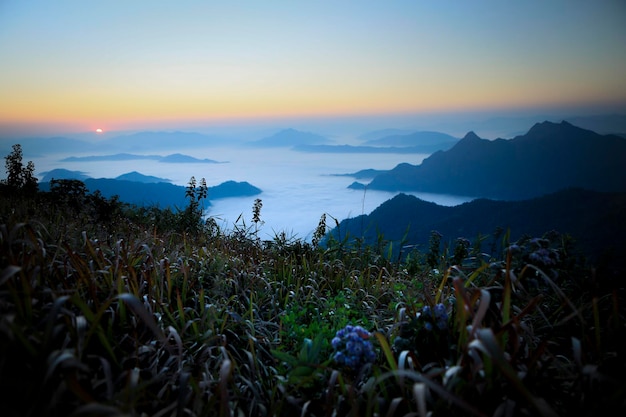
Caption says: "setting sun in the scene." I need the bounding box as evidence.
[96,128,103,133]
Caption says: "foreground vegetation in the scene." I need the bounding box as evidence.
[1,146,624,416]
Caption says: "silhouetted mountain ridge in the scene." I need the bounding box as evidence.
[158,153,220,163]
[115,171,171,183]
[249,128,331,147]
[357,128,413,141]
[61,154,161,162]
[38,173,261,208]
[40,168,91,182]
[60,153,221,163]
[366,121,626,199]
[328,188,626,269]
[360,130,459,153]
[293,144,439,154]
[40,169,171,184]
[331,168,387,179]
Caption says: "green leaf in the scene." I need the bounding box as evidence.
[271,350,299,367]
[289,365,316,378]
[374,331,397,371]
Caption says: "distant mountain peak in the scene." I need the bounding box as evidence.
[462,131,482,141]
[40,168,91,182]
[365,120,626,199]
[251,128,330,147]
[525,120,581,139]
[115,171,171,183]
[158,154,219,163]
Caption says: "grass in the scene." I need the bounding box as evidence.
[1,181,625,417]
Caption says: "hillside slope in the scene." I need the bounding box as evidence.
[39,177,262,208]
[328,188,626,269]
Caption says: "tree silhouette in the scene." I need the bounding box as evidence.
[2,144,38,195]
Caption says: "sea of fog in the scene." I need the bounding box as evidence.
[32,146,475,241]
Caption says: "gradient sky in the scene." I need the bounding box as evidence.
[1,0,625,135]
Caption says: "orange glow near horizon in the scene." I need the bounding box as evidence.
[1,2,625,136]
[2,88,624,136]
[2,58,624,135]
[3,78,619,120]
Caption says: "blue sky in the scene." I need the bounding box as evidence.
[1,0,625,135]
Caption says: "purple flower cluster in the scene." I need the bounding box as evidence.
[331,325,376,370]
[529,247,559,267]
[420,303,449,331]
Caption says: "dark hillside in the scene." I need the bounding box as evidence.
[329,188,626,271]
[38,178,261,208]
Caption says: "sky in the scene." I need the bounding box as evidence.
[1,0,625,136]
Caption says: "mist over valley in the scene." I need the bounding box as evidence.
[7,115,625,249]
[26,138,450,241]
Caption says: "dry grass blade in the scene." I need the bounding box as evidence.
[412,382,428,417]
[92,355,115,400]
[117,293,168,346]
[71,295,118,364]
[385,397,404,417]
[398,350,416,371]
[373,369,487,417]
[219,358,232,417]
[69,403,127,416]
[166,325,184,366]
[74,315,87,357]
[472,328,559,417]
[0,265,21,286]
[469,289,491,339]
[177,371,191,416]
[523,264,583,325]
[152,401,178,417]
[374,331,397,371]
[325,369,341,412]
[571,337,583,369]
[45,349,88,381]
[464,262,491,288]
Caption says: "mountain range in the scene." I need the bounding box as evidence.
[362,130,459,149]
[327,188,626,273]
[293,130,459,154]
[3,113,625,158]
[293,144,444,154]
[248,128,332,147]
[1,131,230,157]
[356,128,414,141]
[60,153,222,163]
[37,170,261,208]
[40,169,172,183]
[353,121,626,200]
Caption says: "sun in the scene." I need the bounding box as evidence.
[96,128,103,133]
